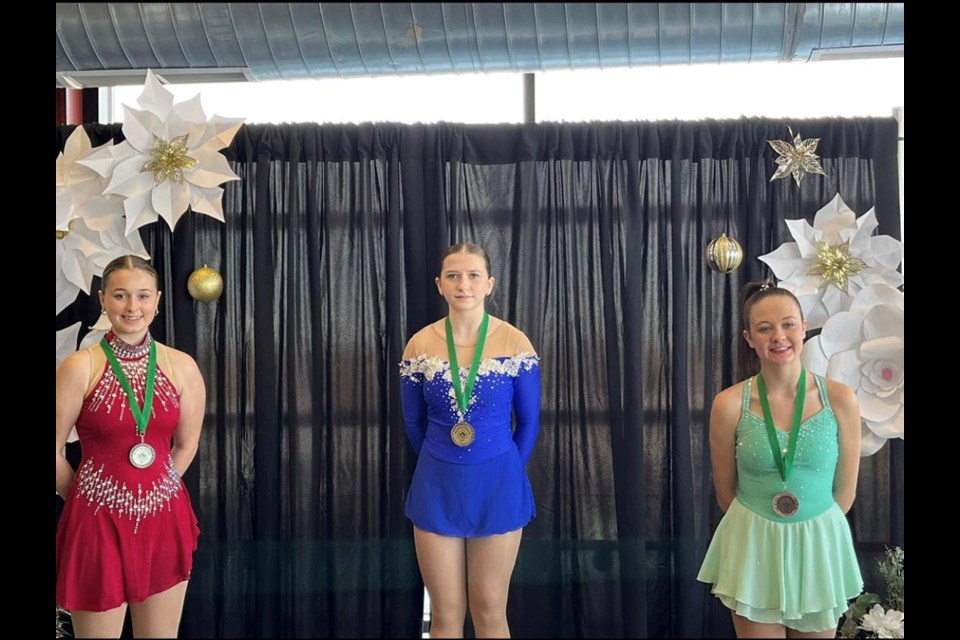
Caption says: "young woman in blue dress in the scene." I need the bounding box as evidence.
[400,243,541,637]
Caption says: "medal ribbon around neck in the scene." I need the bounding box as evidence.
[445,312,489,419]
[101,336,157,441]
[756,368,806,483]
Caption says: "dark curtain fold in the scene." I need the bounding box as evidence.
[57,118,902,638]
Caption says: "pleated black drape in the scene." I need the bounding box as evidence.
[57,118,902,638]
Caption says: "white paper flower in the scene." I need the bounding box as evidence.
[803,284,903,456]
[56,216,150,314]
[859,604,904,639]
[56,323,81,369]
[79,314,111,351]
[80,69,243,233]
[759,194,903,329]
[56,125,149,314]
[56,126,125,233]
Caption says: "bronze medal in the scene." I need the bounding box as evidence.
[757,372,808,520]
[772,491,800,517]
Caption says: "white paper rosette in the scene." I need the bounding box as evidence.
[803,284,904,456]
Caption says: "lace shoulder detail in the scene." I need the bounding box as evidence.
[399,355,448,382]
[475,352,539,377]
[399,352,539,383]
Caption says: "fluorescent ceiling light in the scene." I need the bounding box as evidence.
[56,68,254,88]
[808,45,904,62]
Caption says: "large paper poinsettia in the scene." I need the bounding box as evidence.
[56,214,150,314]
[80,69,244,233]
[758,194,903,330]
[56,126,125,233]
[56,323,81,369]
[56,316,110,362]
[802,283,904,456]
[79,314,111,351]
[56,126,130,312]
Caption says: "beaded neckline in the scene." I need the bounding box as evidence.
[105,331,152,360]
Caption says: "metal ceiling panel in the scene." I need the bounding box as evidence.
[55,3,905,86]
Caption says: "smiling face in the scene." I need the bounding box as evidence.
[98,267,162,344]
[435,250,495,314]
[742,294,807,368]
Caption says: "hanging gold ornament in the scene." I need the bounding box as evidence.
[706,233,744,273]
[187,264,224,302]
[768,127,828,187]
[56,219,77,240]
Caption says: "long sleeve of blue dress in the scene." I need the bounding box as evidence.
[511,362,541,465]
[400,374,427,455]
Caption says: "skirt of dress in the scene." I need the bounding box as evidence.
[56,482,200,612]
[697,497,863,632]
[406,445,535,538]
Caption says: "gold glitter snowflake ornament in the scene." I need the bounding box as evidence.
[768,127,828,187]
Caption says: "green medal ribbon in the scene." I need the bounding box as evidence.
[756,369,806,483]
[101,336,157,439]
[445,312,489,419]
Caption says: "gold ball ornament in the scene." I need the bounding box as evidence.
[705,233,744,273]
[187,265,224,302]
[56,219,77,240]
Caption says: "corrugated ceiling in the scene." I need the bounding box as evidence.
[56,3,905,87]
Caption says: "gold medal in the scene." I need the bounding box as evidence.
[450,422,476,447]
[772,491,800,517]
[445,313,489,450]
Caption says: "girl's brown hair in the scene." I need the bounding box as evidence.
[437,243,492,277]
[101,255,160,290]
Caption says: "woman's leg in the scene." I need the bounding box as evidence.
[465,529,523,639]
[732,613,787,638]
[70,604,128,639]
[786,626,840,639]
[128,580,189,638]
[415,527,468,638]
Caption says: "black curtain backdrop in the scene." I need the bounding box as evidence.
[56,118,903,639]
